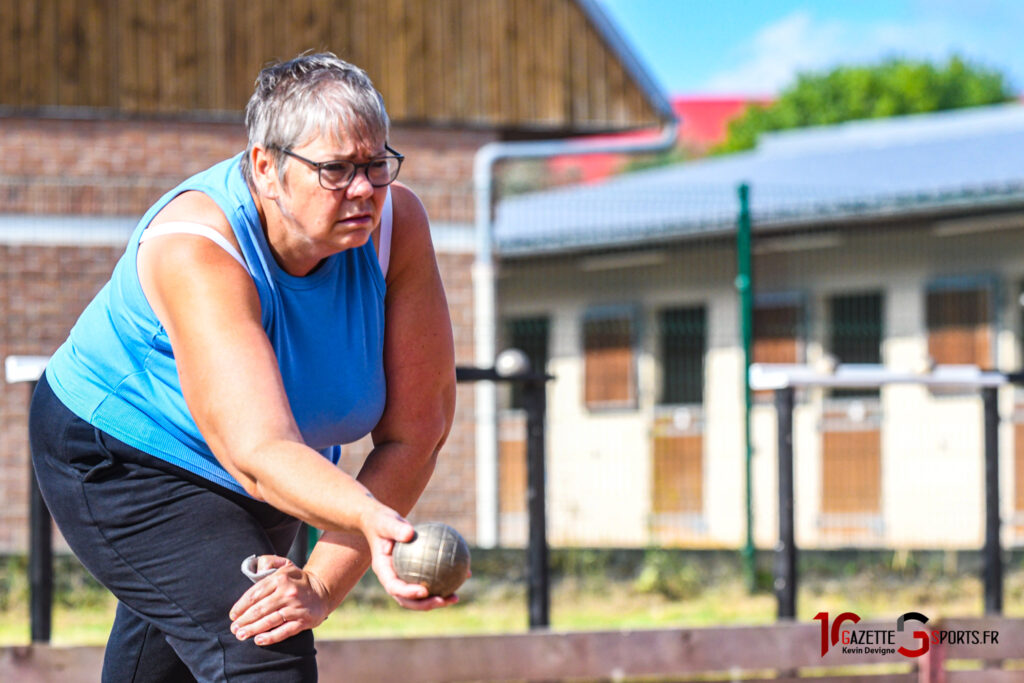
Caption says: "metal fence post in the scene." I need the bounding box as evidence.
[5,357,54,644]
[736,182,756,592]
[456,363,553,630]
[523,375,550,629]
[27,378,53,643]
[982,386,1002,614]
[774,385,796,620]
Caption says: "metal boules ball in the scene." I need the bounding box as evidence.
[495,348,531,377]
[392,522,471,597]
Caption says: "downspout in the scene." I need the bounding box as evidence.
[472,119,678,547]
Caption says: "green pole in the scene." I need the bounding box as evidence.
[736,183,755,592]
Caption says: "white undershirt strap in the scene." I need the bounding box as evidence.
[141,195,391,278]
[378,188,393,278]
[140,222,248,272]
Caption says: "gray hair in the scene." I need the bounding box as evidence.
[240,52,390,187]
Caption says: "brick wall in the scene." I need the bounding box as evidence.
[0,116,489,551]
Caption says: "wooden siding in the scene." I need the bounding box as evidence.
[0,0,661,132]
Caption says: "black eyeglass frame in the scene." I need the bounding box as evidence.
[276,144,405,190]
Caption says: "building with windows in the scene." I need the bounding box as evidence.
[0,0,674,552]
[492,103,1024,549]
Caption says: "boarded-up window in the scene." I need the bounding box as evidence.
[822,430,882,515]
[927,286,992,367]
[583,310,636,409]
[652,433,703,514]
[498,414,528,546]
[1015,421,1024,518]
[650,409,705,543]
[753,303,802,364]
[753,300,802,400]
[659,306,706,405]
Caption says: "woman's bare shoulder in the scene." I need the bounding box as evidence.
[149,190,236,242]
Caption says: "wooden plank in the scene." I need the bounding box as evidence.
[196,0,227,112]
[947,672,1024,683]
[498,426,527,514]
[511,0,533,124]
[1016,421,1024,514]
[55,0,79,106]
[80,0,108,108]
[822,429,881,514]
[11,0,29,105]
[482,0,504,124]
[5,621,1022,682]
[606,46,630,127]
[157,0,185,112]
[261,0,287,65]
[232,0,261,111]
[225,0,249,109]
[453,0,479,121]
[287,0,322,56]
[0,0,663,129]
[326,0,354,63]
[430,0,450,120]
[585,18,610,129]
[542,0,569,126]
[115,0,141,112]
[0,645,105,683]
[35,0,58,106]
[381,0,407,119]
[567,0,590,123]
[178,0,200,111]
[0,0,20,106]
[134,0,159,112]
[24,0,43,105]
[763,676,914,683]
[355,0,382,87]
[936,617,1024,661]
[420,0,444,121]
[652,433,703,514]
[314,622,926,681]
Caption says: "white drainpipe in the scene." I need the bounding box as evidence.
[472,120,679,547]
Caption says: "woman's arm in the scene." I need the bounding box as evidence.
[305,183,457,596]
[137,192,424,600]
[228,184,459,643]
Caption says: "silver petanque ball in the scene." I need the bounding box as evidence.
[495,348,531,377]
[393,522,471,597]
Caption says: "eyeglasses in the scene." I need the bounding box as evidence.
[277,144,404,190]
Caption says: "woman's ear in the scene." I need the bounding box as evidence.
[250,146,281,200]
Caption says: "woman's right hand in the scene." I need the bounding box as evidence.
[360,505,457,610]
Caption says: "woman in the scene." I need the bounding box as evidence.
[29,53,457,681]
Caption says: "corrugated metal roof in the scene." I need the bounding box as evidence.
[494,103,1024,256]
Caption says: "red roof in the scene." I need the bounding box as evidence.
[547,95,773,184]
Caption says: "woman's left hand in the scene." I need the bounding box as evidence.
[229,555,331,646]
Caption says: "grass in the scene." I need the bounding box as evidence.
[1,550,1023,646]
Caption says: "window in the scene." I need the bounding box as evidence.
[583,309,636,409]
[753,301,803,364]
[504,316,550,410]
[659,306,706,405]
[926,283,992,367]
[828,292,883,398]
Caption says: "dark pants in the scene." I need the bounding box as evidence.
[29,375,317,682]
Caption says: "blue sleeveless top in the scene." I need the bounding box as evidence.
[45,154,387,495]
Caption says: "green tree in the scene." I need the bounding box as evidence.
[716,56,1016,154]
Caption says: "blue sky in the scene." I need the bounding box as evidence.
[595,0,1024,96]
